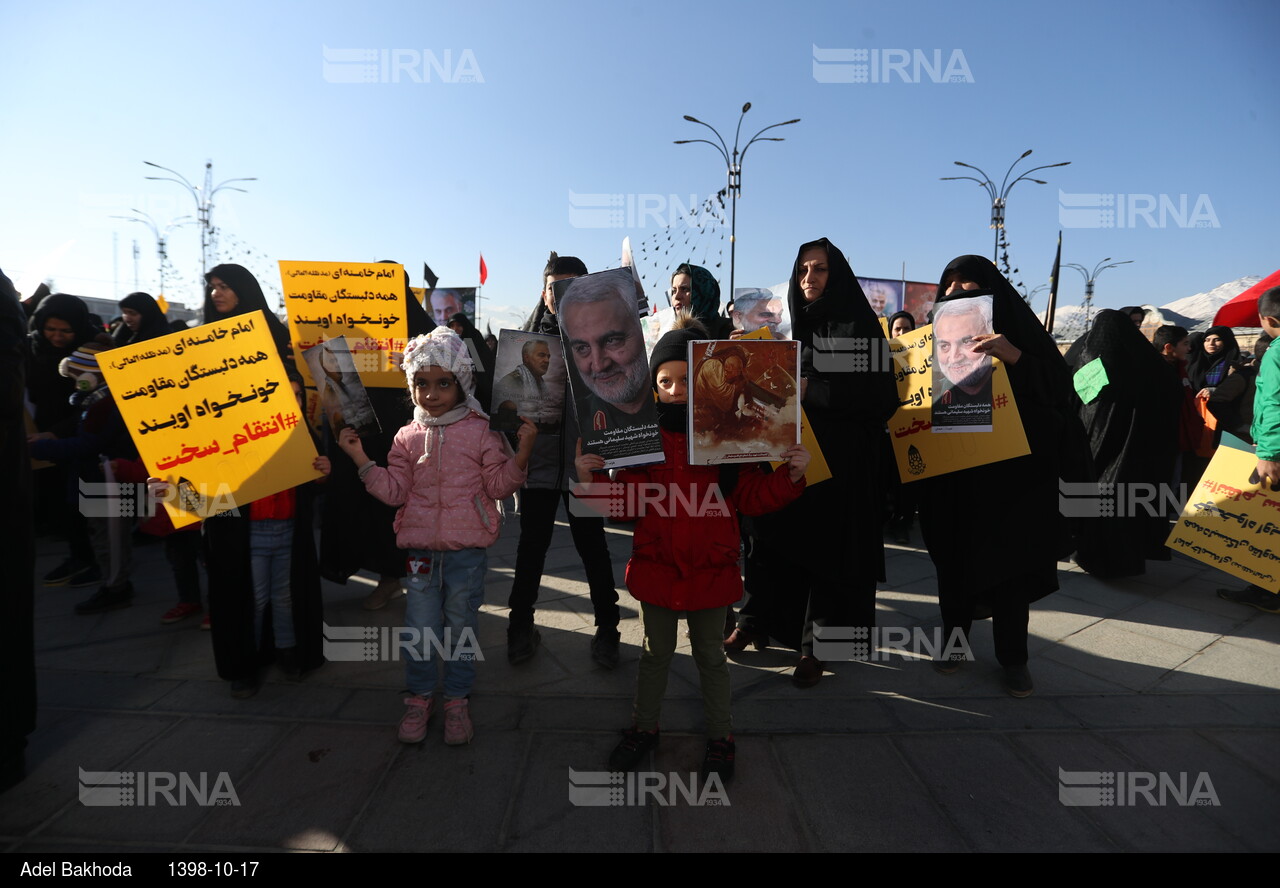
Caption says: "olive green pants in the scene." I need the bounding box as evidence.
[633,603,732,739]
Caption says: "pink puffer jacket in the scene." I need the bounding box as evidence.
[363,412,527,551]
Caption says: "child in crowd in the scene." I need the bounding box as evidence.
[338,328,536,744]
[575,316,809,780]
[28,341,138,615]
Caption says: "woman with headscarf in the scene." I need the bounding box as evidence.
[671,263,733,340]
[919,256,1089,697]
[203,264,292,362]
[727,238,899,687]
[26,293,104,585]
[1188,326,1241,402]
[112,292,171,347]
[195,265,324,694]
[1065,309,1182,577]
[318,265,435,609]
[446,311,495,410]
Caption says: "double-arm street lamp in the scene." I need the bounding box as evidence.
[144,160,256,285]
[675,103,800,301]
[1066,258,1134,327]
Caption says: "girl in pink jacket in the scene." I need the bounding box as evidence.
[338,328,536,746]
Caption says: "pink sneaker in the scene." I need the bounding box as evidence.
[443,697,474,745]
[398,695,433,743]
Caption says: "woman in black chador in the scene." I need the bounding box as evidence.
[918,255,1089,698]
[1066,309,1181,578]
[728,238,899,687]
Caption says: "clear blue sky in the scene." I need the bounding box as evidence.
[3,0,1276,330]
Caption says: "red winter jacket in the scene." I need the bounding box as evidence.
[589,427,804,611]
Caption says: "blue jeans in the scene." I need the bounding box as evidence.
[402,548,487,698]
[250,519,295,649]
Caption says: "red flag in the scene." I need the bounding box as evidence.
[479,253,488,285]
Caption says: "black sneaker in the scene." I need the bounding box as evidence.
[68,564,104,588]
[276,646,302,679]
[608,727,659,772]
[43,558,81,587]
[74,583,134,615]
[1003,664,1034,698]
[591,629,620,670]
[507,622,541,664]
[1217,585,1280,614]
[701,736,736,782]
[230,676,260,699]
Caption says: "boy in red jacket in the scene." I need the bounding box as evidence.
[575,316,808,780]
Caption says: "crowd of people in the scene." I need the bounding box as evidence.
[5,246,1278,792]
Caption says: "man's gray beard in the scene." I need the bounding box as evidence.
[948,360,993,392]
[590,359,649,406]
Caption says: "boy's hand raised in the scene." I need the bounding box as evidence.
[575,437,605,481]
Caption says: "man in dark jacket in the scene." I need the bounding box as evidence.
[507,253,620,668]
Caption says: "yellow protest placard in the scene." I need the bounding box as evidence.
[1168,444,1280,593]
[742,327,834,486]
[888,324,1028,482]
[100,311,321,528]
[279,260,409,389]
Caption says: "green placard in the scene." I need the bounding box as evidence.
[1073,357,1110,404]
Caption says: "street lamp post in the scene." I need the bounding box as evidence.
[1065,258,1134,328]
[675,103,799,301]
[112,210,195,297]
[940,149,1070,270]
[143,160,256,286]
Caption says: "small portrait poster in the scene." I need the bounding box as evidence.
[931,294,995,433]
[490,329,566,434]
[302,336,382,440]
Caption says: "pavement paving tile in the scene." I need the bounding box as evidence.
[1151,640,1280,693]
[892,734,1113,851]
[194,723,397,850]
[42,719,287,844]
[1056,693,1264,730]
[346,731,525,852]
[503,733,651,852]
[1041,622,1198,691]
[0,712,179,836]
[773,734,968,852]
[1010,731,1245,852]
[1106,731,1280,852]
[654,735,804,852]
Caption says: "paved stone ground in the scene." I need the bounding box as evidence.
[5,514,1278,853]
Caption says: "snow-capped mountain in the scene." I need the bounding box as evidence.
[1039,275,1264,339]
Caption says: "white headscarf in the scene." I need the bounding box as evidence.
[402,328,488,424]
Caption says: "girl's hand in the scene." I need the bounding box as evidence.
[575,437,605,480]
[513,417,538,469]
[337,426,366,462]
[970,333,1021,365]
[1196,387,1211,400]
[782,443,810,483]
[314,455,332,476]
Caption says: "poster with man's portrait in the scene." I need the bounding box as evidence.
[904,281,937,327]
[931,295,995,433]
[858,278,902,318]
[424,287,477,328]
[689,339,800,464]
[731,287,791,340]
[552,267,662,468]
[490,329,566,434]
[303,336,382,439]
